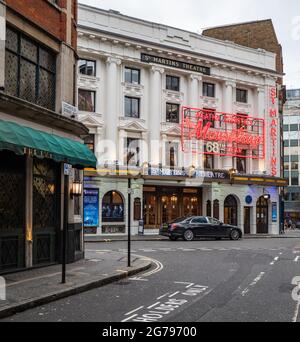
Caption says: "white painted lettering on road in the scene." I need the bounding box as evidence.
[122,283,210,323]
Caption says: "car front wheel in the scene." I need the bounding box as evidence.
[184,230,194,242]
[230,229,240,241]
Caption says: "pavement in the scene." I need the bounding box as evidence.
[85,229,300,243]
[0,251,151,319]
[3,237,300,322]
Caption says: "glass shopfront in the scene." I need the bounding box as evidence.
[143,187,202,229]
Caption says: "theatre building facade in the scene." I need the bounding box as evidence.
[0,1,96,274]
[78,4,286,236]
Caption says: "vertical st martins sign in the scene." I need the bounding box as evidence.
[269,87,279,177]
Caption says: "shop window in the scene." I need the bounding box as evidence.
[203,82,215,98]
[102,191,124,222]
[78,59,96,77]
[213,200,220,220]
[134,198,142,221]
[206,200,212,217]
[166,103,180,123]
[166,75,180,92]
[78,89,96,112]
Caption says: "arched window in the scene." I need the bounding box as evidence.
[102,191,124,222]
[206,200,212,217]
[213,200,220,220]
[224,195,238,226]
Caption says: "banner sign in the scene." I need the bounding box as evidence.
[181,107,265,159]
[268,87,279,177]
[84,189,99,228]
[141,53,210,75]
[147,167,230,180]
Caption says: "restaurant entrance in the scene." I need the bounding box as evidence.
[143,186,202,229]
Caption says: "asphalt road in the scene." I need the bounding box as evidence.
[2,238,300,322]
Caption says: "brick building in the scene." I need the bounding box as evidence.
[203,20,284,80]
[0,0,96,273]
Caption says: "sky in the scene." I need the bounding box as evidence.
[80,0,300,89]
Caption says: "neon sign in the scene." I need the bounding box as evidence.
[269,87,278,177]
[181,107,265,159]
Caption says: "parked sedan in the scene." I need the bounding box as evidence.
[160,216,243,241]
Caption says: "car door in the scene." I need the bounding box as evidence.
[208,218,227,237]
[189,217,209,237]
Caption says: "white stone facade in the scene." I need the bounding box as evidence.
[78,4,283,236]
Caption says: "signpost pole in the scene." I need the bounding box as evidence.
[62,173,69,284]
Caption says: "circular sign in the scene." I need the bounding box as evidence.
[245,195,253,205]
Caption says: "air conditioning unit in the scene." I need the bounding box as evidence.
[62,102,79,121]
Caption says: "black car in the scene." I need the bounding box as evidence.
[160,216,243,241]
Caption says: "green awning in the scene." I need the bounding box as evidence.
[0,119,97,168]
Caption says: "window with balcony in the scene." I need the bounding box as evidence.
[236,89,248,103]
[166,103,180,123]
[125,97,140,118]
[5,27,56,111]
[78,59,96,77]
[78,89,96,112]
[125,67,140,85]
[165,142,179,168]
[166,75,180,92]
[236,150,247,174]
[203,82,215,98]
[125,138,140,167]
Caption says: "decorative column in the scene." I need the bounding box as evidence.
[223,81,236,170]
[106,57,122,164]
[149,66,164,166]
[118,129,126,166]
[189,74,201,108]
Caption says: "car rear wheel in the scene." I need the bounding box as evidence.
[184,230,194,242]
[230,229,240,241]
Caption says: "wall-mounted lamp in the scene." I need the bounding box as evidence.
[263,188,271,200]
[71,181,83,199]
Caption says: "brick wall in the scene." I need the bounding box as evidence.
[5,0,77,49]
[203,20,283,76]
